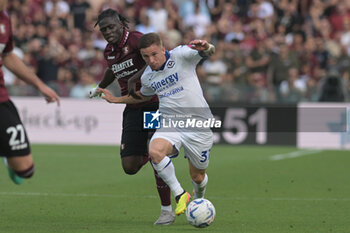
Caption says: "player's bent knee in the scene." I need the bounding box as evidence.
[121,162,141,175]
[148,148,163,163]
[14,164,35,178]
[121,156,144,175]
[123,166,139,175]
[148,148,157,159]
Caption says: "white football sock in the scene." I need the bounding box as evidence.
[152,156,184,197]
[192,173,208,199]
[161,205,172,212]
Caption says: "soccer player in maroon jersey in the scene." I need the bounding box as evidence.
[89,9,174,225]
[0,0,60,185]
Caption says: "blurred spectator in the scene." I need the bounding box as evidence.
[199,49,227,101]
[70,69,97,98]
[87,49,108,82]
[327,0,350,35]
[279,67,307,103]
[164,18,182,49]
[245,38,270,74]
[338,46,350,78]
[57,67,75,97]
[69,0,91,31]
[5,0,350,104]
[78,38,97,63]
[256,0,274,20]
[224,22,244,45]
[179,0,210,20]
[340,19,350,53]
[239,26,257,56]
[245,71,273,103]
[146,0,168,33]
[63,44,84,76]
[123,3,137,30]
[318,71,347,102]
[136,10,156,34]
[275,0,302,35]
[267,43,298,98]
[44,0,70,27]
[183,2,211,37]
[289,31,306,59]
[7,78,38,97]
[100,0,125,13]
[36,38,66,89]
[314,37,330,69]
[204,0,225,22]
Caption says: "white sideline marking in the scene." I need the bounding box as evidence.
[0,192,349,201]
[270,149,322,161]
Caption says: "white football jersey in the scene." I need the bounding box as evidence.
[140,45,213,119]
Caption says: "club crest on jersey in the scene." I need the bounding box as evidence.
[167,60,175,68]
[123,46,129,54]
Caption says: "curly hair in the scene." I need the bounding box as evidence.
[94,8,129,29]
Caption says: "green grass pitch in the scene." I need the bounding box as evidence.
[1,144,350,233]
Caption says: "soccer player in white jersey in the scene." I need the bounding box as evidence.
[98,32,216,217]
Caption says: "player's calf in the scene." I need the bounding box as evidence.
[2,157,34,185]
[14,164,35,178]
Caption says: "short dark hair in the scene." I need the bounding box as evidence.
[138,33,163,50]
[94,8,129,29]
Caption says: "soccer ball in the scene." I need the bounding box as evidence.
[186,198,216,228]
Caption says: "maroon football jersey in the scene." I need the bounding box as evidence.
[0,11,13,103]
[103,30,158,107]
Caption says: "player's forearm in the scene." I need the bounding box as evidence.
[130,66,146,83]
[3,52,46,89]
[98,68,115,88]
[99,88,152,104]
[115,93,150,104]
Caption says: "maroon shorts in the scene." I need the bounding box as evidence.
[120,102,158,157]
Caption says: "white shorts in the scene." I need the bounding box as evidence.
[150,129,213,170]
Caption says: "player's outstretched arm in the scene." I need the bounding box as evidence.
[189,40,215,57]
[89,68,115,98]
[98,88,151,104]
[2,51,60,106]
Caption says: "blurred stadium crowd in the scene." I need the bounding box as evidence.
[4,0,350,103]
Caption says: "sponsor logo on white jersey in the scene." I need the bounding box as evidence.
[151,73,178,92]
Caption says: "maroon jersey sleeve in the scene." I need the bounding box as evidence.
[0,11,13,103]
[104,30,158,107]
